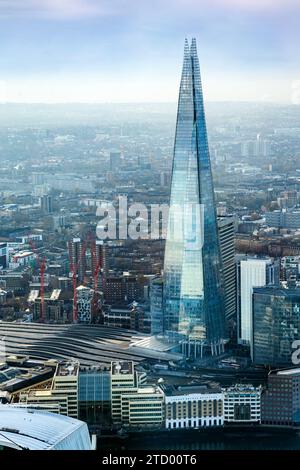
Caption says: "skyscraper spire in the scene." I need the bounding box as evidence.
[163,39,225,358]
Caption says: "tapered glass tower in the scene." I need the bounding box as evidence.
[163,38,225,357]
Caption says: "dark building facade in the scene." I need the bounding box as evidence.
[262,369,300,426]
[252,286,300,367]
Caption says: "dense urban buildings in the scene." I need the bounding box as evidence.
[0,35,300,451]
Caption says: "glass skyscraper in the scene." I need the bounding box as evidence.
[252,286,300,368]
[163,38,225,357]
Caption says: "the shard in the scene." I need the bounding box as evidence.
[163,38,225,357]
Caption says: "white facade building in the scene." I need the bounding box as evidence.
[239,258,277,346]
[223,385,261,423]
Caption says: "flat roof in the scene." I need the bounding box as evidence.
[0,365,54,389]
[56,362,79,377]
[277,368,300,376]
[111,361,133,376]
[161,384,221,397]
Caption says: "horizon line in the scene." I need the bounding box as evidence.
[0,100,296,106]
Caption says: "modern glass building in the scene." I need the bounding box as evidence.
[252,286,300,367]
[163,38,225,357]
[78,367,111,425]
[150,276,164,335]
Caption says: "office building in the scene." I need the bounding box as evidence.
[252,286,300,367]
[110,361,146,423]
[150,276,164,335]
[237,257,279,346]
[223,385,261,423]
[121,386,165,429]
[218,216,236,335]
[78,365,111,425]
[162,384,224,429]
[19,361,79,418]
[163,38,225,358]
[262,368,300,426]
[265,209,300,229]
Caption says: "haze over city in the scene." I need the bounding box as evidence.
[0,0,299,103]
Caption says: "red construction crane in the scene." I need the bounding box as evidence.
[69,240,86,323]
[29,239,46,322]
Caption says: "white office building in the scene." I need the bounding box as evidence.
[237,257,278,347]
[223,385,261,423]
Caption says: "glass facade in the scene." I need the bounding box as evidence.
[252,286,300,367]
[163,38,225,356]
[78,370,111,425]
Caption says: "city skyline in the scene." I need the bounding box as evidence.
[0,0,299,103]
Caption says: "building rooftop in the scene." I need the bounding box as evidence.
[161,384,221,397]
[50,289,61,301]
[0,365,55,393]
[276,368,300,376]
[111,361,133,376]
[56,362,79,377]
[223,384,261,392]
[0,405,92,450]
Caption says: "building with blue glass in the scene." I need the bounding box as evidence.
[78,366,111,425]
[252,286,300,367]
[163,38,225,358]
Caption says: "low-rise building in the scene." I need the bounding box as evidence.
[121,386,164,429]
[162,384,224,429]
[19,361,79,418]
[223,384,261,423]
[262,368,300,426]
[110,360,146,424]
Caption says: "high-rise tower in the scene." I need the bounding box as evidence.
[163,38,225,357]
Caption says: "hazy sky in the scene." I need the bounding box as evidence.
[0,0,299,103]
